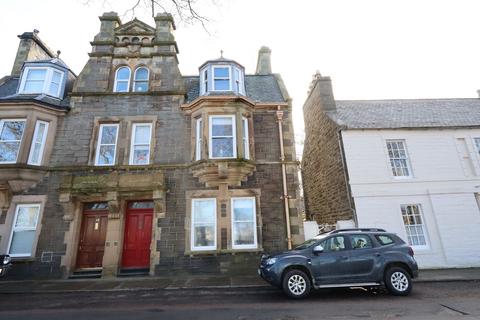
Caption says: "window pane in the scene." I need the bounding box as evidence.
[134,125,151,144]
[27,69,47,80]
[134,81,148,92]
[9,230,36,255]
[0,142,20,162]
[115,81,128,92]
[24,80,44,93]
[322,236,346,252]
[135,68,148,80]
[30,143,42,164]
[133,147,149,164]
[100,126,117,144]
[1,121,25,141]
[48,82,60,96]
[233,222,255,245]
[117,67,130,80]
[233,199,254,221]
[128,201,154,209]
[350,235,373,249]
[193,200,215,223]
[214,79,229,90]
[51,71,62,83]
[194,225,215,247]
[15,206,39,228]
[98,145,115,165]
[212,138,233,158]
[212,117,233,136]
[214,67,229,78]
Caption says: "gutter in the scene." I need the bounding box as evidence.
[276,106,292,250]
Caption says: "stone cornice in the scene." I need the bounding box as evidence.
[0,101,67,115]
[70,90,186,97]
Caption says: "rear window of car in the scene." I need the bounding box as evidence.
[375,234,395,246]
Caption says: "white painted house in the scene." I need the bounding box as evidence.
[302,74,480,269]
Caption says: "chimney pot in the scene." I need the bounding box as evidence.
[255,46,272,75]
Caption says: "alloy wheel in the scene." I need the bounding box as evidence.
[390,271,409,292]
[287,274,307,295]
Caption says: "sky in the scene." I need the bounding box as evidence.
[2,0,480,150]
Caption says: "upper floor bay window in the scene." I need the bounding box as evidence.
[27,121,49,166]
[191,198,217,251]
[114,67,131,92]
[231,197,257,249]
[8,204,41,257]
[401,204,428,248]
[0,119,26,164]
[213,66,230,91]
[133,67,149,92]
[195,118,203,161]
[19,67,64,98]
[209,115,236,159]
[129,123,152,165]
[95,124,119,166]
[386,140,412,177]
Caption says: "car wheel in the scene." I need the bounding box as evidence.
[282,269,311,299]
[384,267,412,296]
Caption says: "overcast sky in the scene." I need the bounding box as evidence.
[2,0,480,144]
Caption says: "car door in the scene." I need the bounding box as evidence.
[344,234,380,282]
[310,235,352,285]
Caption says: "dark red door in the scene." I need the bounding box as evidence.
[76,211,108,269]
[122,203,153,268]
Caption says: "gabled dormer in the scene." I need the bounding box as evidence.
[199,56,245,96]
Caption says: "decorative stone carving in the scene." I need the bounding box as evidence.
[190,160,255,188]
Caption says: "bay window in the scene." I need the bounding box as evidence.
[27,120,49,165]
[8,204,41,257]
[0,119,26,164]
[191,199,217,251]
[95,124,119,166]
[195,118,202,161]
[242,117,250,159]
[209,115,236,159]
[19,67,64,98]
[129,123,152,165]
[231,197,257,249]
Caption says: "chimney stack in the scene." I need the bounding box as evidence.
[154,13,175,42]
[255,46,272,75]
[11,31,56,77]
[94,12,121,42]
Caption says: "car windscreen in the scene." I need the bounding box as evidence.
[294,235,326,250]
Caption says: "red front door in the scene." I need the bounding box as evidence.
[76,210,108,269]
[122,202,153,268]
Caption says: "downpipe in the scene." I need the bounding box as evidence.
[276,106,292,250]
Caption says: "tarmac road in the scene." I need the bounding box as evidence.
[0,281,479,319]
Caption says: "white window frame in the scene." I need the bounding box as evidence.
[133,67,149,92]
[209,115,237,159]
[27,120,49,166]
[212,65,231,91]
[19,66,64,98]
[202,68,208,94]
[129,123,152,165]
[195,118,203,161]
[95,123,119,166]
[400,204,429,250]
[386,139,413,178]
[474,137,480,156]
[0,118,26,164]
[191,198,217,251]
[234,67,244,95]
[231,197,257,250]
[242,117,250,160]
[7,203,41,258]
[113,66,131,93]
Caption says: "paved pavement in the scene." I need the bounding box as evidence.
[0,268,479,294]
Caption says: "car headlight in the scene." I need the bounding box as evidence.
[265,257,277,266]
[3,256,11,265]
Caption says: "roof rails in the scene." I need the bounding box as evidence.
[330,228,387,234]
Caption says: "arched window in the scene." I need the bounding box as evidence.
[133,67,149,92]
[114,67,131,92]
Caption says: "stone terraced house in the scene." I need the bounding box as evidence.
[0,12,303,279]
[302,72,480,269]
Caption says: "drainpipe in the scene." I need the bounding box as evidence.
[276,106,292,250]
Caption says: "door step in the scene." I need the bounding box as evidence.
[69,269,102,279]
[117,268,149,277]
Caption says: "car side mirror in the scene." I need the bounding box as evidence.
[313,245,324,254]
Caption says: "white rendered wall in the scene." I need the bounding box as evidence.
[342,129,480,268]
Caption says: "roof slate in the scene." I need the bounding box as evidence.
[183,74,286,103]
[334,98,480,129]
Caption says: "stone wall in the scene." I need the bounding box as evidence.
[302,75,354,224]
